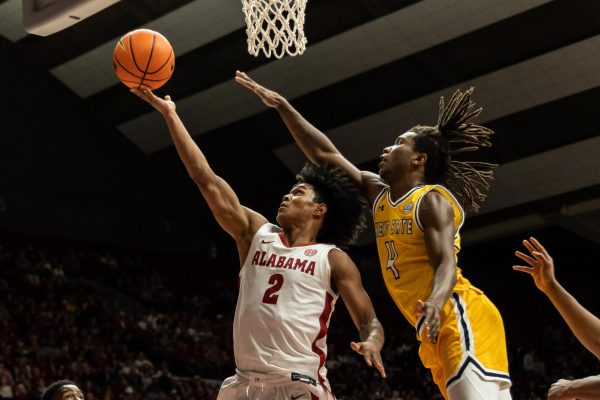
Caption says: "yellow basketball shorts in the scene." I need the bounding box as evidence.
[416,288,511,399]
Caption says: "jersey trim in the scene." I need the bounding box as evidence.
[413,185,465,233]
[371,185,426,215]
[371,186,388,215]
[387,185,424,207]
[446,356,512,389]
[240,223,273,271]
[277,231,320,248]
[413,188,430,232]
[312,292,334,386]
[452,293,473,354]
[441,185,466,233]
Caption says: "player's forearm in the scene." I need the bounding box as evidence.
[163,110,214,183]
[426,263,457,310]
[275,100,339,164]
[544,281,600,359]
[557,375,600,399]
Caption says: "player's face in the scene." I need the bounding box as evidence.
[58,386,84,400]
[378,131,419,181]
[276,183,321,226]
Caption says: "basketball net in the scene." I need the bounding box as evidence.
[241,0,308,59]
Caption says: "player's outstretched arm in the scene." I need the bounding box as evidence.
[329,249,386,378]
[547,375,600,400]
[131,89,266,259]
[514,237,600,359]
[235,71,383,203]
[417,191,458,344]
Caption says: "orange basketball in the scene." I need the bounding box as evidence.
[113,29,175,90]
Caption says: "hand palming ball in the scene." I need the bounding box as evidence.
[113,29,175,90]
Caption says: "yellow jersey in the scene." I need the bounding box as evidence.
[372,184,472,326]
[372,184,511,397]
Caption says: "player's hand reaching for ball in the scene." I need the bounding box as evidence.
[350,340,387,378]
[235,70,286,108]
[417,300,440,344]
[131,87,176,116]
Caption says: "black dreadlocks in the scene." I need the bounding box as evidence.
[411,87,497,213]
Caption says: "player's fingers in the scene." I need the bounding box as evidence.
[130,88,152,102]
[377,364,387,378]
[363,353,373,367]
[241,72,258,87]
[426,320,438,339]
[522,240,539,256]
[512,265,533,275]
[234,77,253,90]
[529,237,550,258]
[531,250,552,266]
[428,332,438,344]
[237,70,251,80]
[515,251,535,266]
[373,355,386,378]
[233,72,255,88]
[234,70,248,81]
[429,325,439,343]
[531,251,549,264]
[350,341,362,354]
[164,95,171,101]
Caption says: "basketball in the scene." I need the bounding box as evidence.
[113,29,175,90]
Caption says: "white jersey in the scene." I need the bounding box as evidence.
[233,223,339,389]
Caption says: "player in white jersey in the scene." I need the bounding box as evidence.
[132,88,387,400]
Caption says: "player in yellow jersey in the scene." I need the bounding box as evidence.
[237,71,512,399]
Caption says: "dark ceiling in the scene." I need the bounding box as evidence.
[1,0,599,255]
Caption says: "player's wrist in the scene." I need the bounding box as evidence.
[274,97,291,112]
[540,278,560,295]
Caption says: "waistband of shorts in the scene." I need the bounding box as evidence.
[235,369,317,387]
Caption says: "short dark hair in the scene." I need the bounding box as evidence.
[42,380,79,400]
[296,162,367,248]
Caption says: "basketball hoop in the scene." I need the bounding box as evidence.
[241,0,308,59]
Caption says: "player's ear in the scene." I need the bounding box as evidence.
[314,203,327,217]
[413,152,427,166]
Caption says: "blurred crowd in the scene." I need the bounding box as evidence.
[0,236,597,399]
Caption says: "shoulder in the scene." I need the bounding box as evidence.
[244,207,270,233]
[237,207,270,249]
[417,190,454,229]
[328,248,360,279]
[327,247,349,264]
[421,189,451,207]
[328,248,352,271]
[360,171,388,205]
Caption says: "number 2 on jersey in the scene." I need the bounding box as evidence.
[384,240,399,279]
[262,273,284,304]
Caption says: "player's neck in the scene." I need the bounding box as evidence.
[388,174,424,202]
[281,223,319,247]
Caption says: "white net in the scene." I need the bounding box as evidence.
[241,0,308,59]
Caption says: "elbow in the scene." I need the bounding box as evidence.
[188,170,204,184]
[189,169,211,185]
[313,148,337,165]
